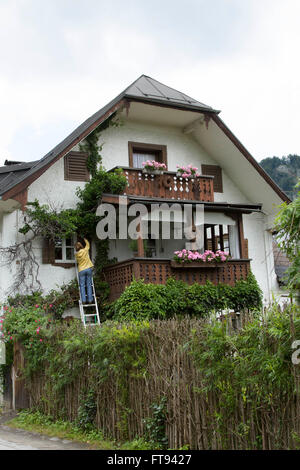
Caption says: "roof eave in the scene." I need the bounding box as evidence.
[125,94,221,114]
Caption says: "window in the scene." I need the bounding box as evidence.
[204,224,240,258]
[64,151,90,182]
[128,142,167,169]
[54,237,75,263]
[201,165,223,193]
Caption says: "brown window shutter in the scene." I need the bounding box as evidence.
[64,152,90,182]
[42,238,55,264]
[201,165,223,192]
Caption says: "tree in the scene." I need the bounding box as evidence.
[274,180,300,296]
[260,154,300,200]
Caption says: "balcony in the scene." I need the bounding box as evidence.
[103,258,251,301]
[109,167,215,202]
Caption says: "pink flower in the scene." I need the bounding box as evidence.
[49,304,53,308]
[40,339,43,342]
[35,304,39,308]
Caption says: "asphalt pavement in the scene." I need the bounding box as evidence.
[0,412,92,450]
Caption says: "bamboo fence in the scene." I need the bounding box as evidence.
[25,316,300,450]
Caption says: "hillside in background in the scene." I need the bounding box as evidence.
[260,154,300,200]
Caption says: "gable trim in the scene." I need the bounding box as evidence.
[211,114,291,203]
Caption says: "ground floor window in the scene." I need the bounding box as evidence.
[54,237,75,263]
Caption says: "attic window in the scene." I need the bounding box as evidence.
[64,151,90,182]
[201,165,223,193]
[128,142,167,169]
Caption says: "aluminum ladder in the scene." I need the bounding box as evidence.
[75,260,100,327]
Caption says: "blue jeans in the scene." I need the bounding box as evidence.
[78,268,93,303]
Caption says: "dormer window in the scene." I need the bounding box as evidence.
[128,142,167,169]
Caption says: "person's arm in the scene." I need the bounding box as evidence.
[83,238,90,252]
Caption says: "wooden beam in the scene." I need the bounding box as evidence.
[137,221,145,257]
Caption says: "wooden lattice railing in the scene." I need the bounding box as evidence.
[109,167,214,202]
[103,258,251,301]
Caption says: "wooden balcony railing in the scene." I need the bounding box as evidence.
[103,258,251,301]
[110,167,214,202]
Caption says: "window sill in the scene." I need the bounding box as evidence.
[52,262,75,269]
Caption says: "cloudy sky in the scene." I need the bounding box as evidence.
[0,0,299,166]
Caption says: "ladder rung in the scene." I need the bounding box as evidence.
[82,304,96,307]
[84,314,98,317]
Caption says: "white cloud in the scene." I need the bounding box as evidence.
[0,0,299,166]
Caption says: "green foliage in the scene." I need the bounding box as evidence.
[1,304,56,372]
[260,154,300,200]
[187,303,300,448]
[6,280,79,320]
[76,389,97,430]
[274,180,300,293]
[112,273,263,321]
[143,397,168,449]
[8,409,166,449]
[120,437,156,450]
[19,200,78,239]
[7,409,113,449]
[74,167,127,238]
[79,112,120,177]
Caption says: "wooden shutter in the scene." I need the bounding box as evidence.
[64,152,90,182]
[42,238,55,264]
[201,165,223,193]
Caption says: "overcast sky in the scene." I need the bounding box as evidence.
[0,0,299,166]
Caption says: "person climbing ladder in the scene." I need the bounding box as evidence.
[75,238,94,304]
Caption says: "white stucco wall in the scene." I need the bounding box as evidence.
[28,156,87,207]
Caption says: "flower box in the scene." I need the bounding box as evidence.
[173,249,231,265]
[171,260,220,268]
[143,168,164,175]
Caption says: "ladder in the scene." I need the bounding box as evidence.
[75,260,101,327]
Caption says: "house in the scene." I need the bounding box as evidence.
[0,75,291,311]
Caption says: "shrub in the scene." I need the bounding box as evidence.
[112,272,263,321]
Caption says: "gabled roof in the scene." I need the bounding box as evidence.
[0,160,38,194]
[0,75,219,200]
[124,75,218,112]
[0,74,291,204]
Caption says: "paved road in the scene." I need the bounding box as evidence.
[0,419,92,450]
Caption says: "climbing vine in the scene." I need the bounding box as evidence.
[0,112,127,302]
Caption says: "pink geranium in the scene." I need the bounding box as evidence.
[176,164,199,179]
[173,249,230,264]
[142,160,167,172]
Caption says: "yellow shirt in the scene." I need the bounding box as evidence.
[76,239,94,273]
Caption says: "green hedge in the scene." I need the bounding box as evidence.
[110,272,263,321]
